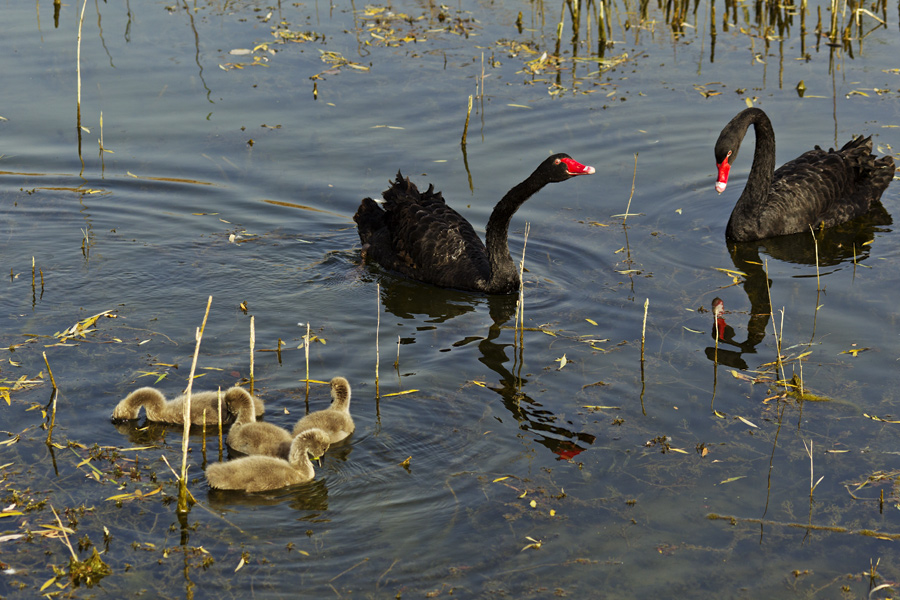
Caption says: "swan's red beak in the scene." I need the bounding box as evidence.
[715,158,731,194]
[561,158,595,176]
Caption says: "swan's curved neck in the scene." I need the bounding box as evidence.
[331,392,350,411]
[736,110,777,213]
[484,176,545,291]
[228,393,256,425]
[133,390,165,419]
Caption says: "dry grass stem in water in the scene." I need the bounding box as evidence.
[304,322,311,394]
[179,295,213,513]
[461,95,473,146]
[217,387,224,461]
[375,283,381,399]
[43,351,58,445]
[250,315,256,394]
[803,438,824,501]
[640,298,649,364]
[624,153,638,223]
[515,223,530,343]
[809,225,821,291]
[763,259,787,387]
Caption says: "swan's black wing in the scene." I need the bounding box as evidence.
[746,136,894,239]
[354,173,492,290]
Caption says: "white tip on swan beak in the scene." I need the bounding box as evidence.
[715,181,727,194]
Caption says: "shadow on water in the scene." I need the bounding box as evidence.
[207,478,330,511]
[376,275,596,459]
[706,202,893,369]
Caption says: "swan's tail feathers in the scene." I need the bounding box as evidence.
[834,135,874,170]
[421,183,445,206]
[835,135,894,196]
[382,174,434,211]
[871,155,896,196]
[837,134,873,155]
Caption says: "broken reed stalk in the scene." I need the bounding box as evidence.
[480,52,485,100]
[50,505,78,561]
[178,295,213,514]
[304,322,310,396]
[76,0,87,150]
[623,153,638,223]
[201,411,207,458]
[828,0,839,39]
[461,95,473,146]
[711,306,720,411]
[763,259,787,387]
[809,225,821,291]
[803,438,824,502]
[713,308,719,363]
[217,387,224,462]
[394,336,401,371]
[43,352,59,445]
[640,298,649,364]
[375,283,381,399]
[249,316,255,395]
[515,223,531,344]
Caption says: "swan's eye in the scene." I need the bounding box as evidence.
[727,150,733,158]
[554,158,562,165]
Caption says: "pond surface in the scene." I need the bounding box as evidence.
[2,0,900,597]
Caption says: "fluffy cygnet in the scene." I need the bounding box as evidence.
[291,377,355,444]
[111,386,264,425]
[205,428,331,492]
[226,409,293,459]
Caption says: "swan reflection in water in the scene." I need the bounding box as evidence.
[705,202,893,369]
[376,278,596,460]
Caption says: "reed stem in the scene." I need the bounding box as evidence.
[43,352,58,446]
[217,387,224,462]
[809,225,821,291]
[623,153,638,222]
[304,322,311,397]
[249,316,255,395]
[76,0,87,157]
[461,95,473,146]
[178,295,212,514]
[640,298,649,364]
[375,283,381,399]
[515,223,531,345]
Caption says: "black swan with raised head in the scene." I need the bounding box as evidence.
[354,153,595,293]
[714,108,894,242]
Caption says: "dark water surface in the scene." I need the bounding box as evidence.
[3,0,900,597]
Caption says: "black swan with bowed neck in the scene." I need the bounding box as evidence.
[353,153,595,293]
[715,108,894,242]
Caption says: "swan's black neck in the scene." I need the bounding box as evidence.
[484,174,547,292]
[725,108,777,239]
